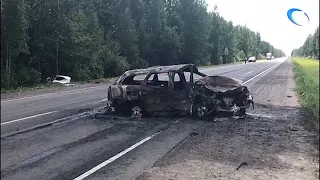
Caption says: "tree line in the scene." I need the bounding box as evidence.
[1,0,285,89]
[291,26,319,59]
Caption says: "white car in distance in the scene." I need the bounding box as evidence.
[248,56,256,62]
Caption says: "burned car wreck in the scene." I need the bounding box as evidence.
[106,64,254,118]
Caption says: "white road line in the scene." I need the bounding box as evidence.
[2,98,104,118]
[74,131,161,180]
[243,71,254,76]
[1,85,108,103]
[1,106,107,138]
[242,60,285,85]
[2,99,104,122]
[237,71,253,78]
[1,111,58,125]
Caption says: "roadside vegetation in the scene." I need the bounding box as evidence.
[1,0,285,91]
[1,83,48,94]
[291,26,319,134]
[292,57,319,133]
[291,26,319,59]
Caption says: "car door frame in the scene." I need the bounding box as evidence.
[139,71,192,116]
[166,71,192,115]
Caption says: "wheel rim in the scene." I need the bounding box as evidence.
[131,106,142,118]
[196,103,206,118]
[230,104,240,116]
[105,102,115,113]
[197,107,205,117]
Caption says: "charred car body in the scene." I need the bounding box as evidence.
[107,64,254,118]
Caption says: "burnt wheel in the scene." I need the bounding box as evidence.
[195,104,206,118]
[192,97,208,119]
[131,105,143,118]
[236,108,247,118]
[105,101,116,115]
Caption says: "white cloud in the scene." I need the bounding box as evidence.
[206,0,319,55]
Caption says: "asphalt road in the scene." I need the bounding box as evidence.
[0,59,286,136]
[1,58,290,180]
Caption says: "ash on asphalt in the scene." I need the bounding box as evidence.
[137,104,319,180]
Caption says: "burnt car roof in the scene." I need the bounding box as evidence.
[123,64,200,75]
[113,64,207,84]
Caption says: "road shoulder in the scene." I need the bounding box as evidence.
[1,82,113,102]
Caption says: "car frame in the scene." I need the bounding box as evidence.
[107,64,253,118]
[107,64,206,117]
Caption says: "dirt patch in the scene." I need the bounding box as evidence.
[136,60,319,180]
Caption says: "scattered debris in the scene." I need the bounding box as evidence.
[190,131,199,137]
[213,117,228,122]
[289,125,300,131]
[234,115,246,120]
[52,75,71,84]
[236,162,248,170]
[246,112,272,119]
[63,83,76,87]
[47,75,75,86]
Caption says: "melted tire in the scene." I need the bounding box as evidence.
[236,108,246,117]
[192,101,210,120]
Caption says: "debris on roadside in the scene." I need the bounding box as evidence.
[47,75,76,86]
[213,117,228,122]
[289,125,302,131]
[236,162,248,170]
[190,131,199,137]
[52,75,71,84]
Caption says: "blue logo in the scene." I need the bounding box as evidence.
[287,8,310,26]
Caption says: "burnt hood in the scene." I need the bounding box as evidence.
[194,75,243,92]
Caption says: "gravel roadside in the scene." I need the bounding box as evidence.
[137,59,319,180]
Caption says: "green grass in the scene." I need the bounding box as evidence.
[292,57,319,132]
[1,83,50,94]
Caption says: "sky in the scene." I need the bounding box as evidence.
[206,0,319,56]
